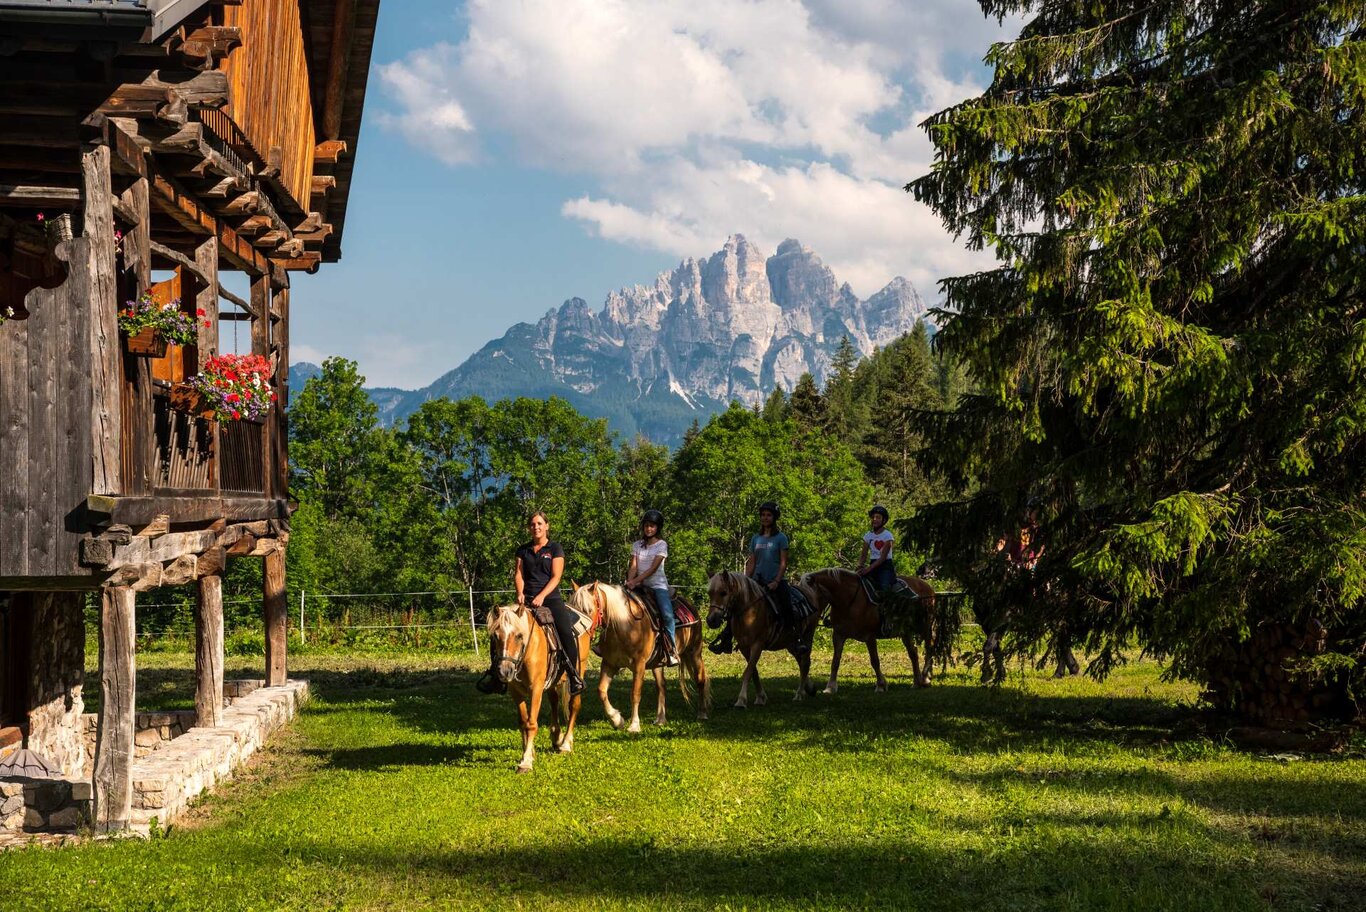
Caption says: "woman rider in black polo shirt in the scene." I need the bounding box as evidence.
[477,511,586,696]
[517,511,586,695]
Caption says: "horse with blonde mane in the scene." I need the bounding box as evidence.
[803,567,945,692]
[706,571,821,707]
[569,582,711,731]
[485,601,592,772]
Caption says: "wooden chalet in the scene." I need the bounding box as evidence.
[0,0,380,831]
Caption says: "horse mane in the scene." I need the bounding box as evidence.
[591,583,643,640]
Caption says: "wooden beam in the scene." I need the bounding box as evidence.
[313,140,347,166]
[0,184,80,208]
[264,547,287,686]
[310,175,336,197]
[323,0,358,141]
[272,252,322,272]
[86,494,290,527]
[84,144,123,497]
[93,587,136,832]
[195,574,225,727]
[147,165,267,275]
[295,224,333,245]
[194,235,218,370]
[218,283,253,316]
[149,239,212,287]
[178,26,243,70]
[105,119,147,179]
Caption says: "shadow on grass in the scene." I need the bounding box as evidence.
[270,834,1333,911]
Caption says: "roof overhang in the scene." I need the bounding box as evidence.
[0,0,213,42]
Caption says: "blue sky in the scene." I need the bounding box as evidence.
[288,1,1018,388]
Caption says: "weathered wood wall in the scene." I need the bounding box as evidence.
[0,237,97,579]
[222,0,316,211]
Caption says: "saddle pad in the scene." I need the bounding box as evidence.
[860,576,909,606]
[674,598,700,627]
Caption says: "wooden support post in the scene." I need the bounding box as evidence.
[195,573,224,728]
[82,144,122,495]
[263,547,287,686]
[93,587,135,832]
[193,235,218,369]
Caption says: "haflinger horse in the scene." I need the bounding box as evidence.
[568,582,711,732]
[706,571,822,707]
[484,601,593,773]
[802,567,944,692]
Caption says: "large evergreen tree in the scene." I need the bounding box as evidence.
[908,1,1365,723]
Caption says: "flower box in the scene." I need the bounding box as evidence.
[124,326,168,358]
[185,353,277,423]
[168,384,216,420]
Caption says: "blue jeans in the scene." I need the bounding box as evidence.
[868,561,897,591]
[651,587,676,642]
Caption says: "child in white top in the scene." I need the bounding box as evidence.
[626,509,678,665]
[858,505,897,591]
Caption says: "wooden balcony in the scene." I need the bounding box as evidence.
[220,0,316,213]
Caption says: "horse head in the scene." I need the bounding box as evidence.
[486,602,531,684]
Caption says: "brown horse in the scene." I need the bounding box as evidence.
[569,582,711,731]
[705,571,821,708]
[485,602,592,773]
[803,567,940,692]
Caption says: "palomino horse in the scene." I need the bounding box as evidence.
[803,568,942,692]
[485,602,592,773]
[705,571,822,707]
[569,582,711,731]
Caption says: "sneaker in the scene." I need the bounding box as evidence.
[665,653,680,667]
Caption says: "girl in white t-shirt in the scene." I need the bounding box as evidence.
[858,505,897,591]
[626,509,678,665]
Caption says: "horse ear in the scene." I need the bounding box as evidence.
[571,580,581,593]
[588,581,598,593]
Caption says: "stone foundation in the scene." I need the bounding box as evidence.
[26,593,86,780]
[80,680,268,765]
[4,679,305,838]
[0,779,91,832]
[129,681,308,832]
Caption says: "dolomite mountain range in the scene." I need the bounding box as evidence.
[292,234,932,442]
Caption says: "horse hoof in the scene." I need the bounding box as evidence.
[627,722,641,734]
[516,764,533,774]
[822,684,837,695]
[732,702,747,710]
[915,678,932,689]
[654,719,666,727]
[608,713,625,730]
[696,713,708,721]
[755,696,767,707]
[875,684,887,693]
[557,745,573,754]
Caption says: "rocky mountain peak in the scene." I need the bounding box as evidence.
[355,236,933,442]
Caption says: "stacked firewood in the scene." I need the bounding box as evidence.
[1201,618,1352,726]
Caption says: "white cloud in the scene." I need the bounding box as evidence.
[381,0,1018,296]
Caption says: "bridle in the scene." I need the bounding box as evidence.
[489,605,531,683]
[708,572,768,622]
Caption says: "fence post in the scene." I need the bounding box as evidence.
[468,588,479,657]
[299,589,306,646]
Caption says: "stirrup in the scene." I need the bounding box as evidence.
[567,673,586,696]
[474,670,506,694]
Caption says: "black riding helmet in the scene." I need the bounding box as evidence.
[757,501,781,520]
[869,504,889,521]
[641,509,665,534]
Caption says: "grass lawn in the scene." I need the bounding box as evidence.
[1,641,1363,911]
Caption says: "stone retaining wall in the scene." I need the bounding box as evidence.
[80,680,268,765]
[0,779,91,832]
[130,681,308,832]
[3,679,305,838]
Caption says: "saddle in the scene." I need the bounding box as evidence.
[623,588,699,669]
[860,578,923,637]
[761,585,817,650]
[527,605,582,692]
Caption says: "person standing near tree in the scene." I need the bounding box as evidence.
[625,509,678,666]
